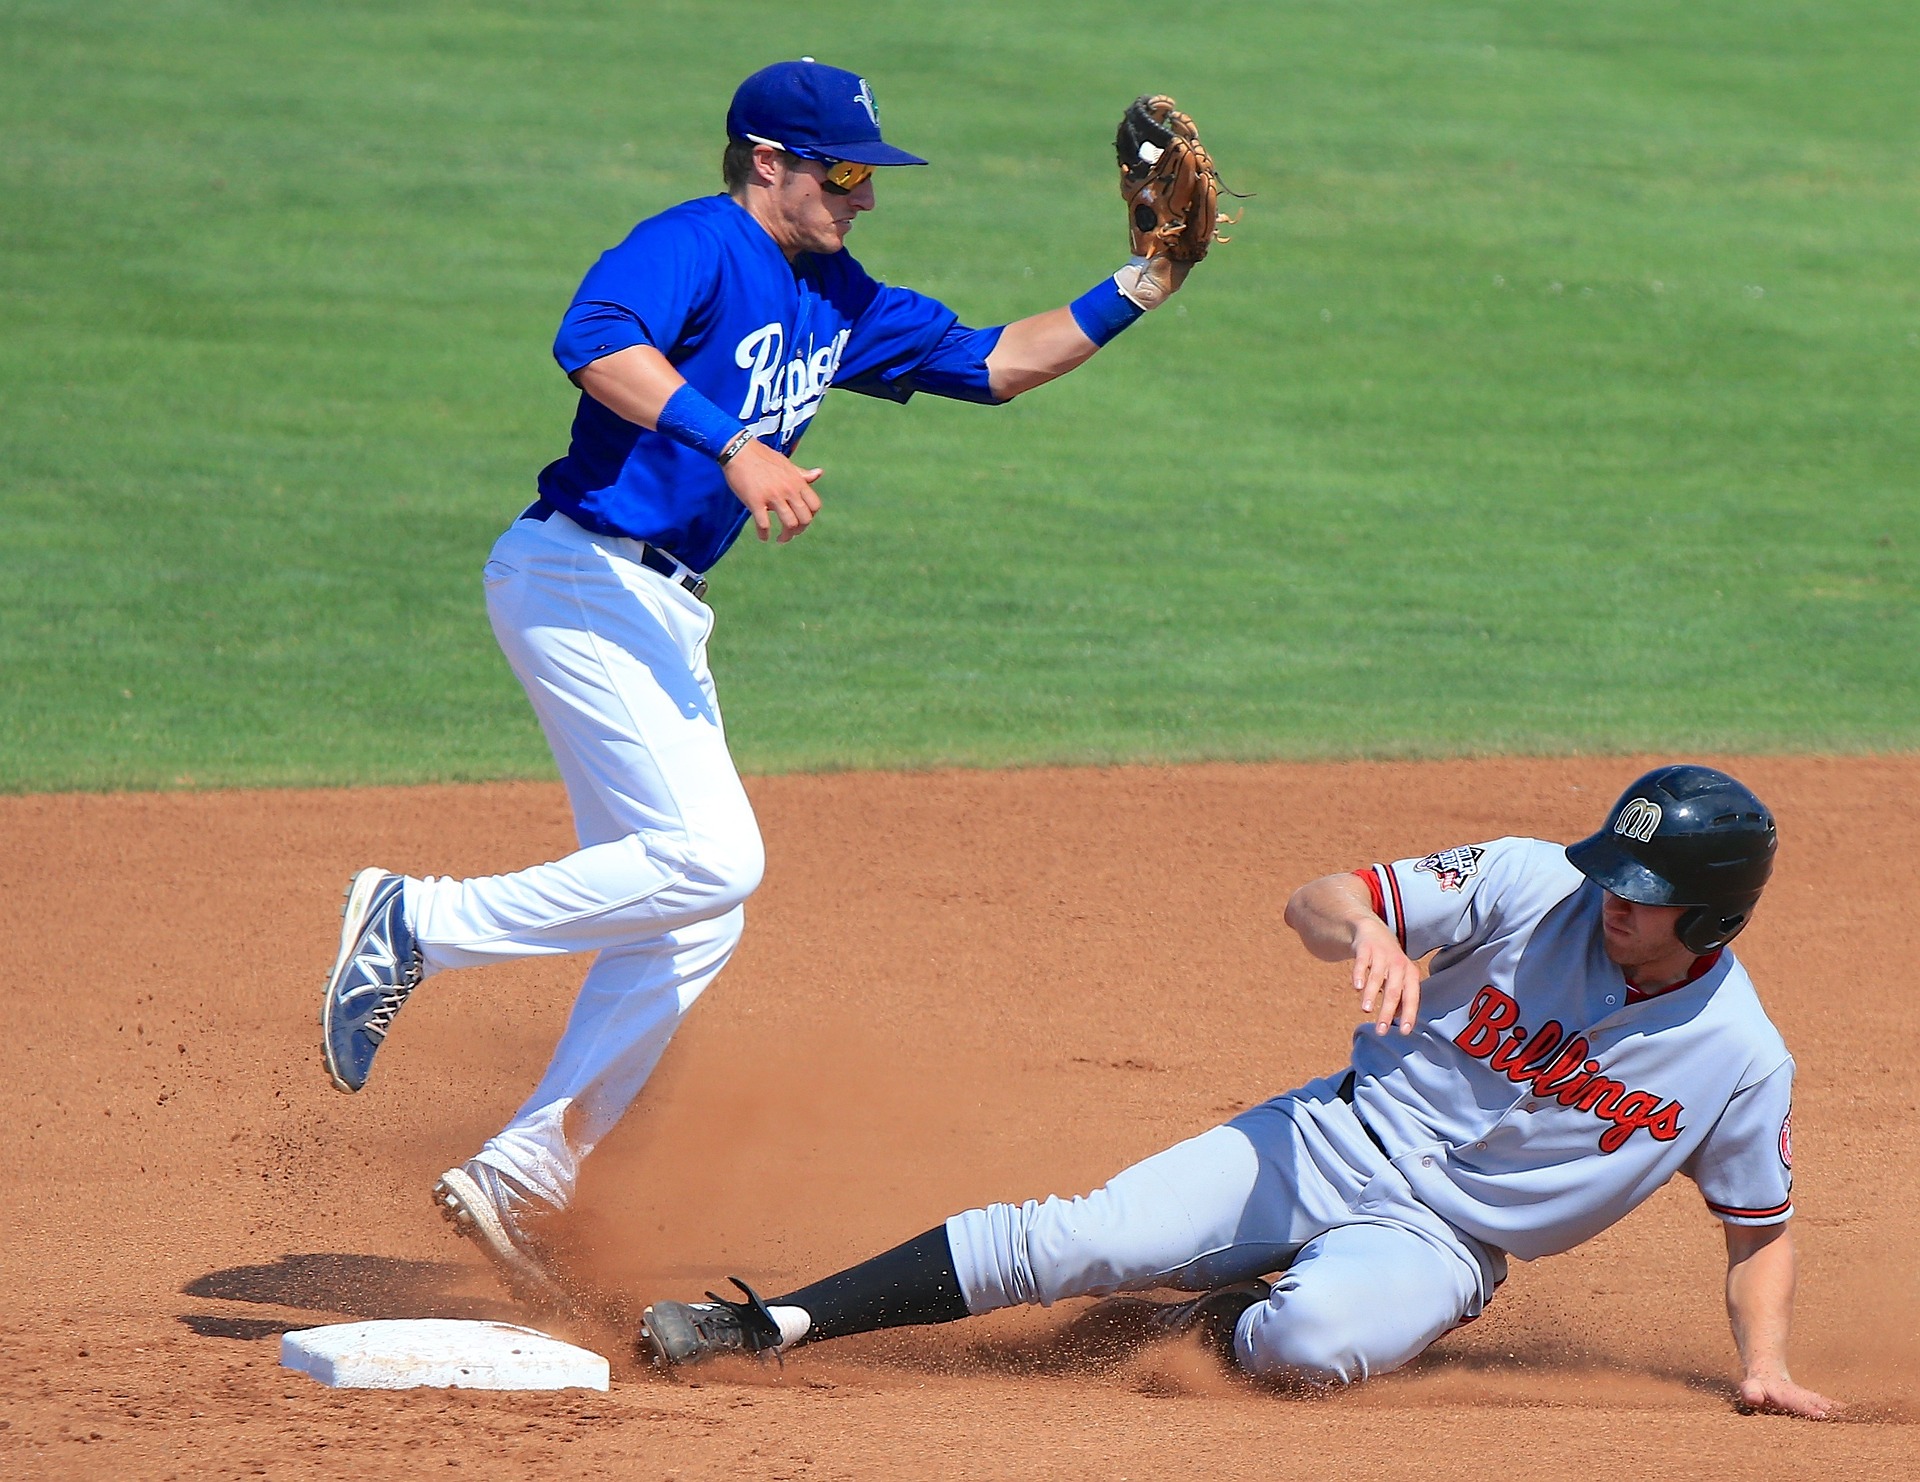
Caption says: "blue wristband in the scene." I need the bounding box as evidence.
[1068,276,1147,348]
[656,384,748,461]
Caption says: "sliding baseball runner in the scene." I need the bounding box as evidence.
[640,765,1838,1419]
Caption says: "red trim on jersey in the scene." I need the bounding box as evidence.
[1352,865,1404,947]
[1705,1197,1792,1221]
[1353,867,1385,920]
[1624,947,1724,1004]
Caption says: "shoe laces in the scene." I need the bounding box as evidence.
[361,956,422,1042]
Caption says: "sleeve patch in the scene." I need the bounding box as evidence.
[1779,1108,1793,1170]
[1414,845,1485,893]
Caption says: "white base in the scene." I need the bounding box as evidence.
[280,1319,610,1391]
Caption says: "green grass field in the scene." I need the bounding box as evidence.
[3,0,1916,789]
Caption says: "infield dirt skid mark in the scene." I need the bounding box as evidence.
[1,758,1916,1478]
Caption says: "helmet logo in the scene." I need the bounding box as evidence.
[854,78,879,124]
[1614,797,1663,842]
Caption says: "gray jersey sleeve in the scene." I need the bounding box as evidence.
[1682,1060,1795,1225]
[1357,837,1537,960]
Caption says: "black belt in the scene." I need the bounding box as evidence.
[519,500,709,601]
[1338,1070,1392,1158]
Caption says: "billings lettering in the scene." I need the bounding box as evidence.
[1452,986,1684,1154]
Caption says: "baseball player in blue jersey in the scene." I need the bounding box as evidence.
[639,766,1839,1419]
[316,61,1212,1305]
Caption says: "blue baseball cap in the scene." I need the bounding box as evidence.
[727,59,926,167]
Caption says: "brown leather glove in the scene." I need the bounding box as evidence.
[1115,94,1232,276]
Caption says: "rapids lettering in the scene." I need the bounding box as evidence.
[1452,986,1684,1154]
[734,322,852,436]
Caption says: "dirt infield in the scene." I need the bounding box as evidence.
[4,757,1917,1478]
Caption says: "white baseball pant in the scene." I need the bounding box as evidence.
[402,509,763,1209]
[945,1077,1506,1382]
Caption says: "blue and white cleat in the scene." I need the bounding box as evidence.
[320,868,422,1093]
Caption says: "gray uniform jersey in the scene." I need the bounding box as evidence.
[1352,837,1794,1260]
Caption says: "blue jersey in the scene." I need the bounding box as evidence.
[537,194,1002,571]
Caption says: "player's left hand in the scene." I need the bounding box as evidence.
[1115,95,1233,269]
[1351,917,1421,1036]
[1736,1373,1843,1420]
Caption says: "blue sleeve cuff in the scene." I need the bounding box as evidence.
[1068,276,1146,347]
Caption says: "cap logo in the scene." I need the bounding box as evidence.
[854,77,878,124]
[1614,797,1663,843]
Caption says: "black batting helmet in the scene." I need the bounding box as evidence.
[1566,764,1777,954]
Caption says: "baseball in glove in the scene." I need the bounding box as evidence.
[1112,94,1237,309]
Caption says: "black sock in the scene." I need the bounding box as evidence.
[770,1224,969,1345]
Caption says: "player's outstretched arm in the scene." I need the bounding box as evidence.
[1723,1221,1840,1419]
[1284,873,1422,1036]
[983,263,1194,400]
[983,307,1099,400]
[572,345,823,543]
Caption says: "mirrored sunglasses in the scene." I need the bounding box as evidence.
[746,135,877,194]
[817,158,874,194]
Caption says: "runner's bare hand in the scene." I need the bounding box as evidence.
[1353,917,1421,1035]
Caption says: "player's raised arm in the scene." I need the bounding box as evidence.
[982,268,1189,399]
[1284,873,1422,1036]
[1723,1222,1840,1419]
[982,305,1104,400]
